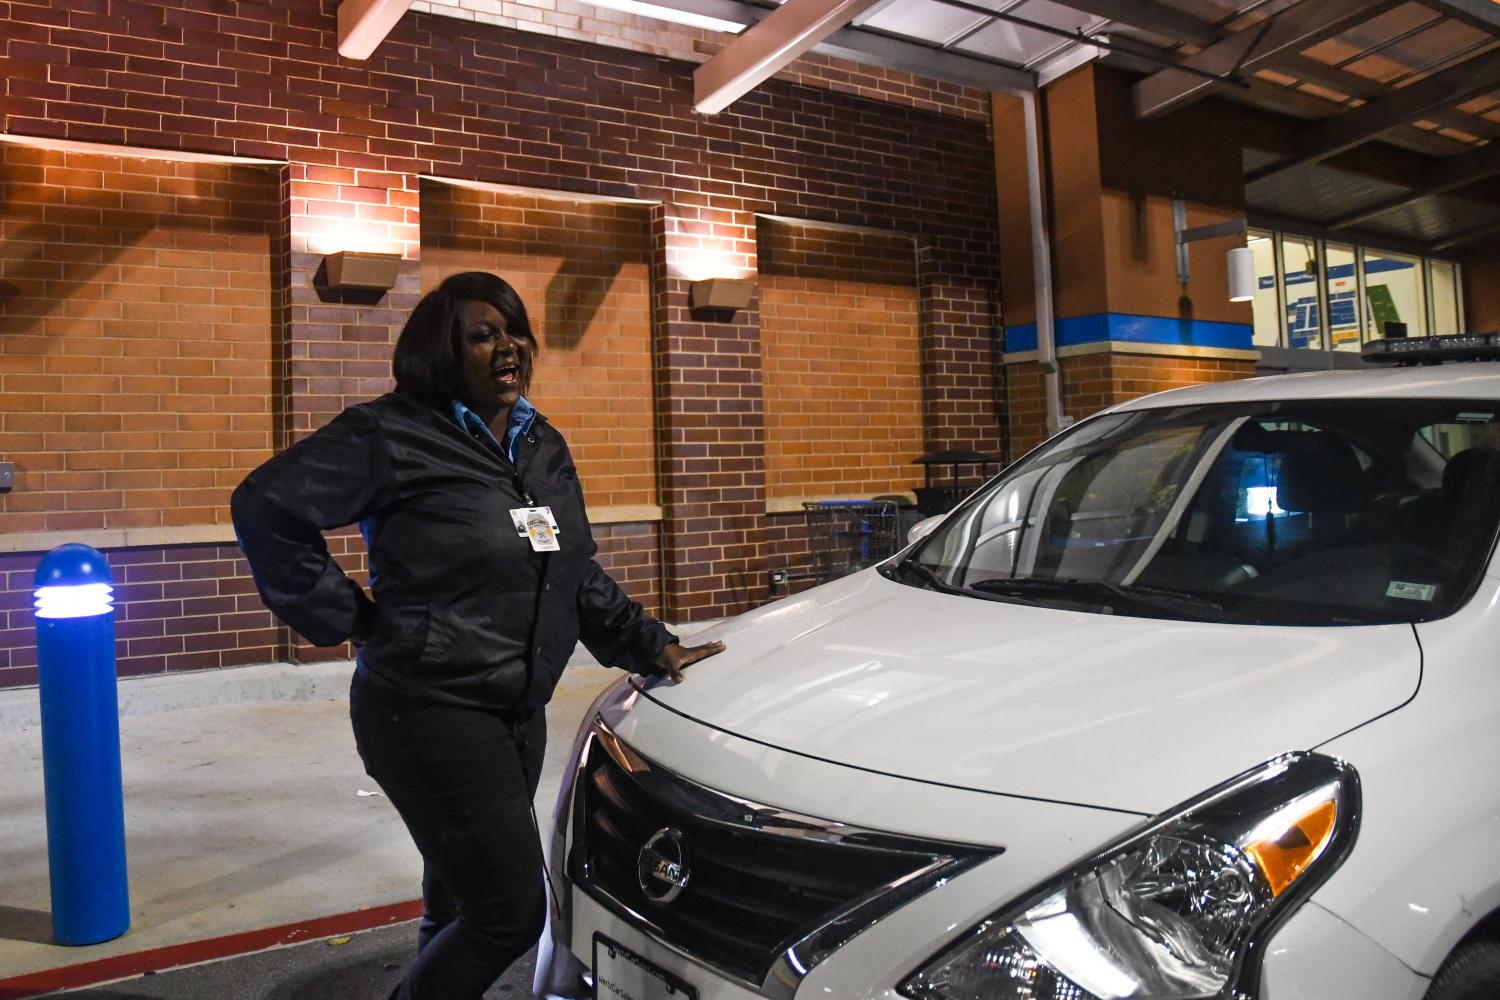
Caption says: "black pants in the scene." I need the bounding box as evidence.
[350,673,548,1000]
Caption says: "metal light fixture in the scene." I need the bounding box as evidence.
[690,277,756,311]
[324,251,402,291]
[1227,246,1256,302]
[1173,195,1250,302]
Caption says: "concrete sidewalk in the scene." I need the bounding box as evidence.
[0,639,677,996]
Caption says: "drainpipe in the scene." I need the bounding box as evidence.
[1020,88,1062,438]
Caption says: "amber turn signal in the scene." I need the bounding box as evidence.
[1245,798,1338,897]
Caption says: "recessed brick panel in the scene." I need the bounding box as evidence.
[0,144,278,536]
[420,182,658,513]
[759,219,924,501]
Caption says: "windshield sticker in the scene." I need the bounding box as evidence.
[1456,412,1494,423]
[1387,581,1436,602]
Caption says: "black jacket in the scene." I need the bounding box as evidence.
[230,392,676,710]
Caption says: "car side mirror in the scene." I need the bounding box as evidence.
[906,515,944,545]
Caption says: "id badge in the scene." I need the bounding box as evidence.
[510,506,560,552]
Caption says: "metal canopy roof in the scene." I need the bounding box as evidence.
[556,0,1500,254]
[843,0,1500,254]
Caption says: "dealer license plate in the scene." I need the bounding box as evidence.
[593,933,699,1000]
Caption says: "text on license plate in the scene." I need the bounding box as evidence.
[593,933,699,1000]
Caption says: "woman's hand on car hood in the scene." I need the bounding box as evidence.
[654,639,727,683]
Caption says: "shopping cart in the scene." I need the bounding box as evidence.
[802,499,901,584]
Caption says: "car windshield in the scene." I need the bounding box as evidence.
[892,398,1500,626]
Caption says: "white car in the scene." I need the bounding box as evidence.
[538,344,1500,1000]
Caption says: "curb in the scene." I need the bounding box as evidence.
[0,901,424,998]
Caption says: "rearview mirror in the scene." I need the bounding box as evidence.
[906,515,944,545]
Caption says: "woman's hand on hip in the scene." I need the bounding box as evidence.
[654,640,727,683]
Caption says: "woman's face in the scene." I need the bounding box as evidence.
[457,299,532,424]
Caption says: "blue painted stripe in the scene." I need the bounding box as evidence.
[1006,312,1253,353]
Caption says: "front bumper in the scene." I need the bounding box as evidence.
[538,689,1428,1000]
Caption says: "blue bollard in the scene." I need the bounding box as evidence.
[32,543,130,946]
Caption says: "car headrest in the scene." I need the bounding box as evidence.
[1277,434,1367,515]
[1443,447,1500,500]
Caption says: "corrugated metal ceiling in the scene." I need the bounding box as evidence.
[837,0,1500,251]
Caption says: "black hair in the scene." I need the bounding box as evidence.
[391,271,536,406]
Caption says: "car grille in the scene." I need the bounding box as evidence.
[567,722,994,988]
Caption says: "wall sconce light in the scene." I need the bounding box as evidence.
[1227,246,1256,302]
[1172,195,1249,301]
[325,251,402,291]
[690,277,755,311]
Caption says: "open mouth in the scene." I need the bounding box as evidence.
[494,365,520,386]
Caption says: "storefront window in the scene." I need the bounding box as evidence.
[1431,259,1460,336]
[1325,244,1361,352]
[1280,235,1321,349]
[1364,251,1426,339]
[1246,226,1462,356]
[1248,230,1280,348]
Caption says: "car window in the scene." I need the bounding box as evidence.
[897,399,1500,626]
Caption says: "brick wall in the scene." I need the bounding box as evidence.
[759,219,923,502]
[593,521,663,619]
[0,3,997,274]
[0,0,1002,658]
[1007,352,1258,456]
[0,544,279,687]
[420,182,658,513]
[0,144,278,536]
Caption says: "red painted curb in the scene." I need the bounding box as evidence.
[0,899,424,998]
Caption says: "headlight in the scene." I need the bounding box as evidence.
[552,676,639,841]
[900,753,1359,1000]
[548,677,640,921]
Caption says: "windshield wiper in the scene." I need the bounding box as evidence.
[887,558,959,594]
[968,577,1226,614]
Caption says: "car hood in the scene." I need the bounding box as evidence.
[644,569,1421,814]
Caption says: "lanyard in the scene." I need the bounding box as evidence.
[458,410,537,505]
[514,469,536,506]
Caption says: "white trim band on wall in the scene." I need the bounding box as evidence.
[0,506,667,554]
[1003,341,1263,364]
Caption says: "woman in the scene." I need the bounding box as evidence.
[231,271,724,999]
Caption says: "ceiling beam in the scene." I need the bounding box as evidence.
[336,0,413,60]
[1055,0,1219,46]
[583,0,1033,95]
[1268,52,1500,137]
[1247,48,1500,183]
[1431,217,1500,252]
[1132,0,1404,118]
[1273,52,1381,99]
[694,0,888,113]
[1329,141,1500,229]
[1420,0,1500,35]
[814,24,1035,93]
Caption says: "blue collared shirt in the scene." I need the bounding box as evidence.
[452,396,536,464]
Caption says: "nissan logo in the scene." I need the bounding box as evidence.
[637,827,690,903]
